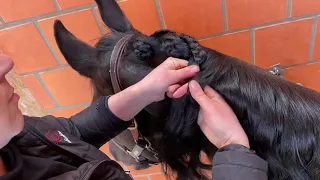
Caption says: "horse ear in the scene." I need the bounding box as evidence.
[95,0,134,32]
[54,20,98,78]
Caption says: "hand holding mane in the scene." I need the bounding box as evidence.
[189,80,250,149]
[108,57,199,121]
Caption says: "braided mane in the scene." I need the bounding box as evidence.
[131,30,320,180]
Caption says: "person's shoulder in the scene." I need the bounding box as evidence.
[14,115,74,145]
[10,116,50,146]
[24,115,66,127]
[23,115,55,129]
[23,115,40,124]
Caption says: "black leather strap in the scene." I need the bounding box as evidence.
[109,34,159,164]
[110,34,134,93]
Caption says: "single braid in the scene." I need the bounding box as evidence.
[159,32,191,60]
[132,35,159,61]
[133,30,208,66]
[179,34,207,66]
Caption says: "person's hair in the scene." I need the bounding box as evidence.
[132,30,320,180]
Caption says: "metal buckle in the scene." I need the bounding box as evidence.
[144,141,159,161]
[268,64,304,86]
[129,143,145,161]
[127,139,147,161]
[268,64,283,77]
[126,138,159,163]
[138,134,159,160]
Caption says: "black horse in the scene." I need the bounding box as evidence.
[53,0,320,179]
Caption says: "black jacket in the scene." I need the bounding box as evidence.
[0,97,268,180]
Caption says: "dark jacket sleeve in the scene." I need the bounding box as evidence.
[212,144,268,180]
[41,96,132,148]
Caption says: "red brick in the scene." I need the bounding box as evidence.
[48,106,86,117]
[255,19,313,68]
[200,31,251,62]
[200,151,212,165]
[0,23,58,73]
[312,18,320,60]
[38,9,101,64]
[149,174,167,180]
[134,177,149,180]
[285,63,320,92]
[226,0,287,30]
[119,0,161,35]
[159,0,224,38]
[94,0,161,35]
[56,0,94,9]
[99,143,115,159]
[292,0,320,17]
[21,75,56,109]
[0,0,56,22]
[39,67,92,106]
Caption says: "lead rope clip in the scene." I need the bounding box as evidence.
[268,64,283,77]
[268,64,303,86]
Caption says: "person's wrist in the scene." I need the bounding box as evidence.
[131,82,154,106]
[220,138,250,149]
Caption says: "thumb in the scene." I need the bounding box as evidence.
[203,86,223,100]
[189,80,211,107]
[170,65,199,84]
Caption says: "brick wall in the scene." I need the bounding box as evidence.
[1,0,320,179]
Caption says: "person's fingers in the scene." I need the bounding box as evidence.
[166,92,173,98]
[166,57,188,70]
[168,84,181,93]
[162,57,199,85]
[197,108,205,126]
[167,84,181,98]
[189,80,211,107]
[172,83,188,98]
[203,86,223,100]
[178,79,187,85]
[169,65,199,84]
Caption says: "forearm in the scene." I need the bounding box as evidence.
[108,83,152,121]
[43,96,132,148]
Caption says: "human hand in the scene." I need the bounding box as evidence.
[189,80,250,149]
[108,57,198,121]
[137,57,199,103]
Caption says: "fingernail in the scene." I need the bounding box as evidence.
[190,66,200,73]
[189,80,197,89]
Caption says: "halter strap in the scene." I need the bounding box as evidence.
[110,34,138,133]
[110,34,134,94]
[109,34,159,164]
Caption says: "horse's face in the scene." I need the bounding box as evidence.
[53,0,169,119]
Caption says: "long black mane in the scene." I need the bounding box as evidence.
[129,30,320,179]
[53,0,320,178]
